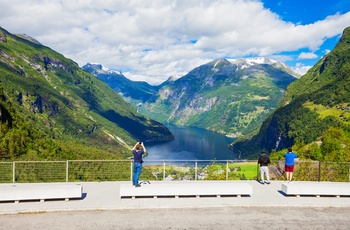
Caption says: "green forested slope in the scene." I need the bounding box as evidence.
[233,26,350,161]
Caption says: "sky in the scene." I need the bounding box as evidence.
[1,0,350,85]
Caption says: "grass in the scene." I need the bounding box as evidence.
[304,101,350,125]
[229,162,258,179]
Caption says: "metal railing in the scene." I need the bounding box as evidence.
[0,160,349,183]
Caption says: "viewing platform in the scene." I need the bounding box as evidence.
[120,181,252,199]
[1,180,350,215]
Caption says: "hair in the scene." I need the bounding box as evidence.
[288,148,292,152]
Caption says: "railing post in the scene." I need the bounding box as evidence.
[66,160,69,182]
[163,161,166,180]
[130,161,133,183]
[195,160,198,180]
[226,160,228,180]
[13,161,15,183]
[318,161,321,182]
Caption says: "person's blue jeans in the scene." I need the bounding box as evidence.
[133,162,142,185]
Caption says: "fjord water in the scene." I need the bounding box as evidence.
[145,125,236,161]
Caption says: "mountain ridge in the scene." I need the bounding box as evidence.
[86,57,299,138]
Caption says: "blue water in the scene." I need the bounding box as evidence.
[145,125,237,161]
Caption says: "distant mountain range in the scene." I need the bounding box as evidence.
[82,63,159,102]
[84,57,300,138]
[0,27,174,160]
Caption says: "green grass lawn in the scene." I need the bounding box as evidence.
[228,162,258,179]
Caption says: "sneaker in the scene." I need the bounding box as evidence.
[259,181,264,185]
[135,184,141,187]
[265,181,270,184]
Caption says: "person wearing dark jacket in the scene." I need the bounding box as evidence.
[258,151,271,185]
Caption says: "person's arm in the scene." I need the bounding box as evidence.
[132,142,139,150]
[294,155,299,162]
[141,142,147,153]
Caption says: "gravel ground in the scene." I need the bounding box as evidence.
[1,207,350,230]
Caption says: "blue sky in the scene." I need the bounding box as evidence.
[261,0,350,70]
[263,0,350,24]
[1,0,350,85]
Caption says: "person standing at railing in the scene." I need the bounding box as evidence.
[258,151,271,185]
[132,142,147,187]
[284,148,298,183]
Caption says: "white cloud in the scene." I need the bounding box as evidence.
[298,52,318,60]
[292,63,312,76]
[1,0,350,85]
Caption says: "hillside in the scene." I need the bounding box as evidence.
[232,26,350,160]
[0,27,174,160]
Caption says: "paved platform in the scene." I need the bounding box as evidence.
[1,180,350,215]
[120,181,252,198]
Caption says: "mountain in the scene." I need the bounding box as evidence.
[232,26,350,159]
[82,63,159,103]
[86,58,299,138]
[0,27,174,160]
[135,58,299,137]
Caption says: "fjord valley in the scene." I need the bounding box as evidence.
[0,27,174,161]
[1,24,350,163]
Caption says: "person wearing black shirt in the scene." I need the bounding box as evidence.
[258,151,271,185]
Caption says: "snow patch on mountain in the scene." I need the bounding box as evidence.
[86,63,123,75]
[229,57,280,70]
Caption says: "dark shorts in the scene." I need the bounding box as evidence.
[285,165,294,172]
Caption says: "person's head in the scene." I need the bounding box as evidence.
[288,148,292,152]
[261,151,266,155]
[136,143,141,150]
